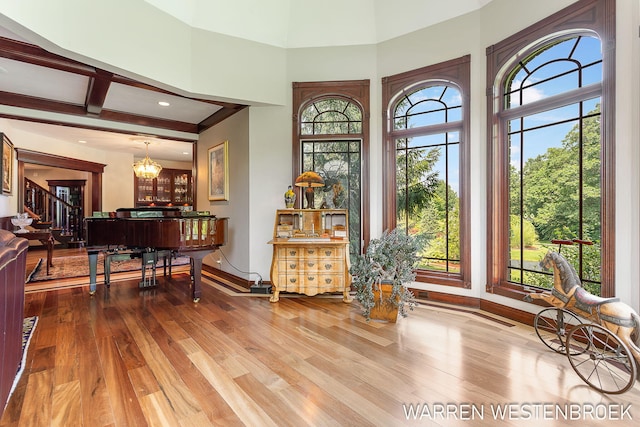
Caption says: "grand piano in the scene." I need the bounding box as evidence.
[85,207,228,302]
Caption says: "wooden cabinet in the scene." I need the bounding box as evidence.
[268,209,352,303]
[134,168,192,207]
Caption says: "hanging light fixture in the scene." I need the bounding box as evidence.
[133,141,163,179]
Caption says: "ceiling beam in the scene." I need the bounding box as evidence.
[0,90,199,133]
[198,105,248,132]
[0,35,247,135]
[0,36,95,75]
[85,70,113,116]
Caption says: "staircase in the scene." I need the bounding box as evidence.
[24,178,85,247]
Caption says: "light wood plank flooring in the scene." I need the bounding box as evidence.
[3,247,640,426]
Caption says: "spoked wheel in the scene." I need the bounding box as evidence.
[566,323,637,394]
[534,308,582,354]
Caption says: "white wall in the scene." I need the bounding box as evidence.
[196,108,251,276]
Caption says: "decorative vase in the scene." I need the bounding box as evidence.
[369,281,400,323]
[11,213,33,233]
[284,185,296,209]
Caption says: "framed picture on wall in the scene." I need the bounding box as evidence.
[208,140,229,201]
[1,133,13,195]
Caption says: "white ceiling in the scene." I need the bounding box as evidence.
[145,0,493,48]
[1,1,493,163]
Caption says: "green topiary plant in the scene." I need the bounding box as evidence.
[350,229,419,321]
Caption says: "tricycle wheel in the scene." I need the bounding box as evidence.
[566,323,637,394]
[534,308,582,354]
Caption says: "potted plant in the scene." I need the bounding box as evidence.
[350,229,420,322]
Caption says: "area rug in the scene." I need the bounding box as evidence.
[27,254,190,283]
[5,316,38,411]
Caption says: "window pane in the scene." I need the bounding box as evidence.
[300,123,314,135]
[395,82,463,274]
[407,102,446,128]
[344,103,362,120]
[302,140,362,256]
[315,99,348,113]
[395,85,461,129]
[507,98,603,292]
[582,62,602,86]
[522,104,578,130]
[408,86,446,104]
[505,36,602,109]
[300,97,363,136]
[407,134,447,149]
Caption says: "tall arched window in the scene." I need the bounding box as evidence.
[487,0,615,298]
[292,81,370,254]
[382,56,470,288]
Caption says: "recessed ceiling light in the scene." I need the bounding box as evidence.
[78,140,87,144]
[158,101,170,107]
[182,152,189,155]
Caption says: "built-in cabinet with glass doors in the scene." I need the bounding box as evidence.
[134,168,192,208]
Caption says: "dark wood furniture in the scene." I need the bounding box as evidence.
[19,230,54,275]
[134,168,192,207]
[85,207,227,302]
[0,230,28,418]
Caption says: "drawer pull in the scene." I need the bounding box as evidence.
[308,276,315,281]
[289,250,297,256]
[289,263,297,269]
[324,264,332,270]
[307,262,315,267]
[289,278,297,283]
[325,250,332,256]
[308,249,315,254]
[325,278,332,284]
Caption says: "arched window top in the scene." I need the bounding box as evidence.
[300,97,362,135]
[392,84,462,130]
[505,35,602,108]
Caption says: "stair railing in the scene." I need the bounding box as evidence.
[24,178,84,244]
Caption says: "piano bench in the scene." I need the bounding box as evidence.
[103,249,175,288]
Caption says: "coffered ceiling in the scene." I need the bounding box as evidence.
[0,27,245,161]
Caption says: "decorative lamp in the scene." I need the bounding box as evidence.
[295,171,325,209]
[133,141,163,179]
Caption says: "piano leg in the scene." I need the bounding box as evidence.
[88,250,99,295]
[183,249,212,303]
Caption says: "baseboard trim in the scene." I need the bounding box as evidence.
[202,264,258,290]
[411,287,536,327]
[203,268,537,327]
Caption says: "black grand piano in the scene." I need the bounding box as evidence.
[85,207,228,302]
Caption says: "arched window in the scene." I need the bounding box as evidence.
[382,56,470,288]
[487,0,615,298]
[292,81,370,254]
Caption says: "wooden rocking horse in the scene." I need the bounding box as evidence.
[525,250,640,372]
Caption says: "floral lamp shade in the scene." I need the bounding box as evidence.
[295,171,324,209]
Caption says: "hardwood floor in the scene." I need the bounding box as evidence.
[3,250,640,426]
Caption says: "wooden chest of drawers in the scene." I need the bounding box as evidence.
[268,209,352,302]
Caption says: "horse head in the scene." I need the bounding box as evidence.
[539,251,556,271]
[540,251,581,295]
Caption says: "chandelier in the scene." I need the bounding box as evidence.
[133,141,163,179]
